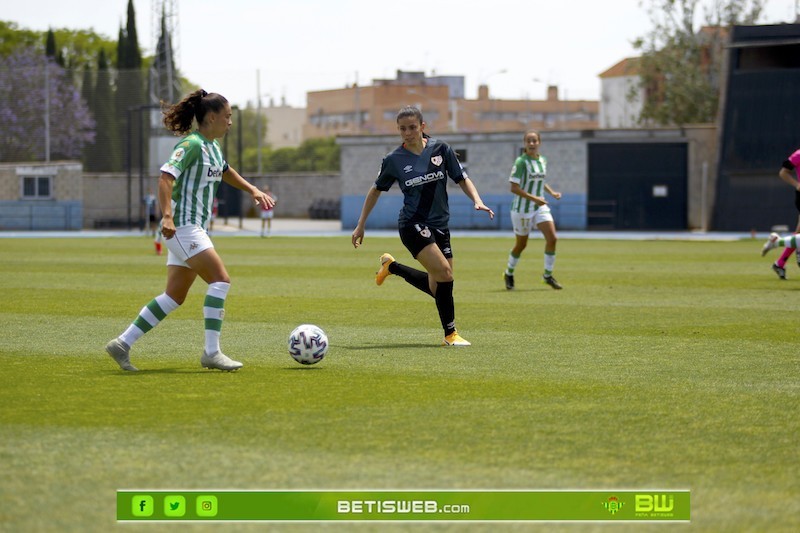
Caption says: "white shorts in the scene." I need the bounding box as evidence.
[165,225,214,267]
[511,206,554,236]
[260,210,274,220]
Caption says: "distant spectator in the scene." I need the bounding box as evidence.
[143,189,158,235]
[260,185,277,237]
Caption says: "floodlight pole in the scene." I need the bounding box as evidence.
[256,69,262,175]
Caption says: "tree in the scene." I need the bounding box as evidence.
[44,29,65,67]
[116,0,146,171]
[632,0,765,126]
[223,103,267,173]
[0,47,95,162]
[240,136,341,173]
[2,20,116,71]
[84,49,120,171]
[80,64,95,167]
[0,21,41,57]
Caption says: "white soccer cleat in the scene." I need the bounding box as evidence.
[761,232,779,256]
[201,350,243,371]
[105,338,138,371]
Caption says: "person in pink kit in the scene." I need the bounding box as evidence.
[761,147,800,272]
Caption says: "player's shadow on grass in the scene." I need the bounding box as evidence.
[105,368,237,375]
[338,343,434,350]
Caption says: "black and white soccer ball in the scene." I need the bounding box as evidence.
[287,324,328,365]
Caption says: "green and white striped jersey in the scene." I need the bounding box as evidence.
[509,153,547,215]
[160,131,228,229]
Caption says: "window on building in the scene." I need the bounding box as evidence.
[21,176,52,199]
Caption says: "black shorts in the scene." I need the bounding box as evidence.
[399,224,452,259]
[795,190,800,212]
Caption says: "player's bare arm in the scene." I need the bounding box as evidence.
[352,186,382,248]
[458,178,494,219]
[544,184,562,200]
[222,168,274,208]
[158,172,176,238]
[778,166,799,190]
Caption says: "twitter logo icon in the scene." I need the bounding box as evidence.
[164,495,185,517]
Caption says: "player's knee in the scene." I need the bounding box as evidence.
[437,265,453,282]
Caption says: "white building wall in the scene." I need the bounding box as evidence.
[600,76,644,128]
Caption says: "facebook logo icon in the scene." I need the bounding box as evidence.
[131,495,154,517]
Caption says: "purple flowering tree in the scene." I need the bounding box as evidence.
[0,47,95,162]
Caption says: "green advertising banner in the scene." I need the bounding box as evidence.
[118,490,690,522]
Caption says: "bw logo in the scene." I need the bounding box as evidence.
[635,494,673,513]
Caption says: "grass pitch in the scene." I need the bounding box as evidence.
[0,234,798,531]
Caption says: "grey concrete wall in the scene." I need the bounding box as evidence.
[81,171,341,227]
[338,127,717,231]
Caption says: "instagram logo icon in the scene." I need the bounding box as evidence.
[196,495,218,517]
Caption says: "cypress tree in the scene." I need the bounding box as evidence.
[94,49,120,171]
[116,0,145,172]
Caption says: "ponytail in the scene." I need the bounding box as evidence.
[162,89,228,136]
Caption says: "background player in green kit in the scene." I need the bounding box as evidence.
[105,89,274,371]
[503,130,563,290]
[352,106,494,347]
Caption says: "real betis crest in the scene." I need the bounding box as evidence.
[603,496,624,515]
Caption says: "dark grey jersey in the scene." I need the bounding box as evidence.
[375,138,466,229]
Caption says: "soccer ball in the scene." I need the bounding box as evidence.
[287,324,328,365]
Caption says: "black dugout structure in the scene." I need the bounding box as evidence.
[713,23,800,231]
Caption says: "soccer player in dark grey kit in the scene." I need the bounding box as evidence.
[351,106,494,346]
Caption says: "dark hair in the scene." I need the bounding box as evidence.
[162,89,229,135]
[524,130,541,142]
[396,105,424,124]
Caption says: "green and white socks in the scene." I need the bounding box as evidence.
[203,282,230,355]
[117,281,230,355]
[544,251,556,277]
[120,293,180,347]
[505,251,520,276]
[505,250,557,277]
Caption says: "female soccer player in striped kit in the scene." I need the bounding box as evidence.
[503,130,563,290]
[763,147,800,278]
[351,106,494,346]
[105,89,274,371]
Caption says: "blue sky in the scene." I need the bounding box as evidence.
[5,0,798,107]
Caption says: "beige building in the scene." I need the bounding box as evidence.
[263,98,306,149]
[304,71,598,139]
